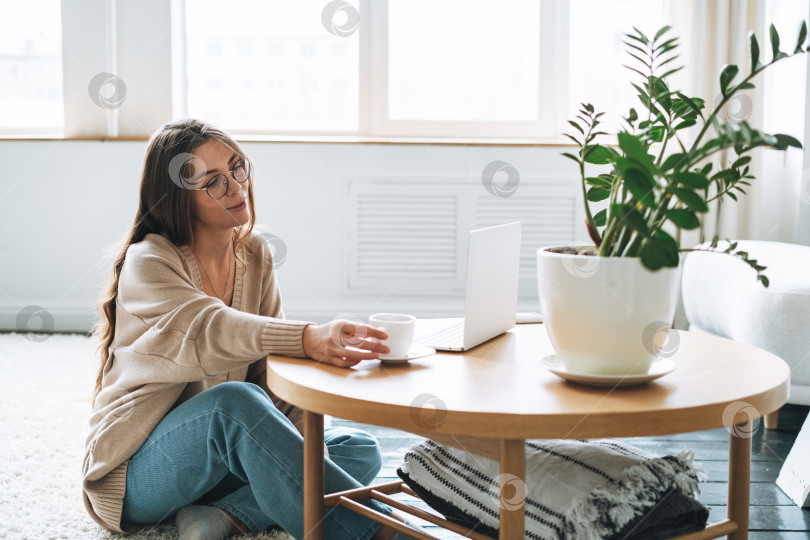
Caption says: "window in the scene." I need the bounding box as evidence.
[180,0,672,138]
[568,0,667,133]
[0,0,63,132]
[387,1,540,123]
[368,0,564,138]
[7,0,676,139]
[184,0,359,133]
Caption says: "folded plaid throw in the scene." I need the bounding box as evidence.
[398,438,709,540]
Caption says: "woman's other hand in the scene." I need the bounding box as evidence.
[302,320,390,368]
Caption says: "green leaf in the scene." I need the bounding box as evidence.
[623,40,649,57]
[674,92,705,117]
[671,171,710,189]
[625,32,648,45]
[624,64,649,79]
[732,156,752,168]
[651,77,672,111]
[627,51,652,68]
[719,64,739,95]
[632,82,650,102]
[667,209,701,229]
[563,133,582,146]
[798,21,808,53]
[632,26,650,43]
[671,187,709,212]
[612,203,649,234]
[656,229,679,255]
[770,23,782,60]
[582,144,616,164]
[656,37,679,50]
[624,167,656,208]
[661,153,687,171]
[711,169,739,181]
[593,209,607,227]
[660,66,684,80]
[567,120,584,135]
[562,152,580,164]
[640,233,680,270]
[587,187,611,202]
[772,133,803,149]
[585,176,613,188]
[618,132,653,168]
[749,31,760,70]
[640,238,666,270]
[654,25,672,42]
[645,125,666,142]
[674,119,697,130]
[739,121,753,143]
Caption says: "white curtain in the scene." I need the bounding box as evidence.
[666,0,808,246]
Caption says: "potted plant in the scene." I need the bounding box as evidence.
[538,22,808,376]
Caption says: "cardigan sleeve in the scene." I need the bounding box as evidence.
[117,236,312,378]
[245,236,310,432]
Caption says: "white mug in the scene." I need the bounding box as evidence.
[369,313,416,359]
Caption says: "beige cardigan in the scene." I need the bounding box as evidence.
[82,231,314,533]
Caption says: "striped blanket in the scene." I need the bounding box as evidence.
[398,438,709,540]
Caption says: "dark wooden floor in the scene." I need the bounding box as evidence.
[332,403,810,539]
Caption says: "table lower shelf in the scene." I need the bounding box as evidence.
[302,411,754,540]
[320,479,740,540]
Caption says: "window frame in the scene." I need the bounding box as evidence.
[15,0,574,141]
[176,0,570,139]
[0,0,65,135]
[368,0,569,139]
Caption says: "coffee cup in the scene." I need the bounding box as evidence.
[369,313,416,359]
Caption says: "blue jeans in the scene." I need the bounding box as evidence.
[121,381,392,539]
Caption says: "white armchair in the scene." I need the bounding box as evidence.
[681,240,810,428]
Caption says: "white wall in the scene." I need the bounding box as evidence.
[0,140,583,332]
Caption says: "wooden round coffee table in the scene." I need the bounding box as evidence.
[265,322,789,540]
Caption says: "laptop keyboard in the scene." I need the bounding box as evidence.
[417,321,465,349]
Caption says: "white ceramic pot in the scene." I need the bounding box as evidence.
[536,246,681,375]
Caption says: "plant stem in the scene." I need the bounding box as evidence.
[622,231,643,256]
[655,111,674,168]
[684,51,801,156]
[598,221,617,256]
[579,159,595,229]
[598,176,624,256]
[615,226,631,254]
[687,69,760,154]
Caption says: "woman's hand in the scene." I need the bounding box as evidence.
[302,320,390,368]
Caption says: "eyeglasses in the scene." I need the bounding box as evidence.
[193,157,252,200]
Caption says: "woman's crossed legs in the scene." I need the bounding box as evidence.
[121,381,391,539]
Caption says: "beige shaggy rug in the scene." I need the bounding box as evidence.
[0,332,293,540]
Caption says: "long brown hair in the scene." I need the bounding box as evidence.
[89,119,257,405]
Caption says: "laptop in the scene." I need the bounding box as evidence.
[415,221,522,351]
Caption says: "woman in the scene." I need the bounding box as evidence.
[83,119,421,540]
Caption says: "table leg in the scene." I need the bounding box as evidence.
[728,422,752,540]
[303,410,324,540]
[499,439,526,540]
